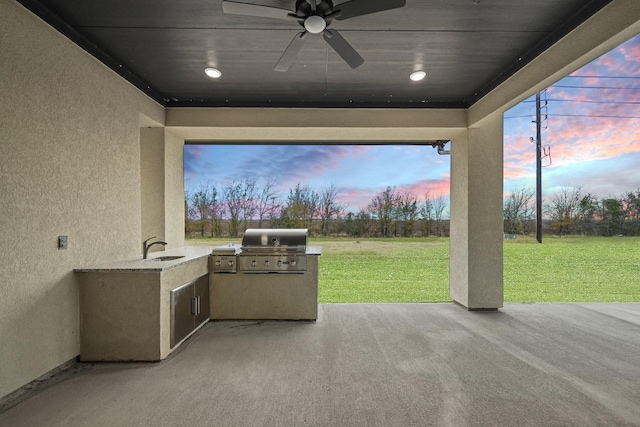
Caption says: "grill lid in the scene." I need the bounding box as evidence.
[211,243,241,256]
[241,228,307,254]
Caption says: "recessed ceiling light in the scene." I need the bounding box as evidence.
[410,71,426,81]
[205,67,222,78]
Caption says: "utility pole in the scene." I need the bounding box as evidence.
[535,92,543,243]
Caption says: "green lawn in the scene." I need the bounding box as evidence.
[314,238,450,303]
[503,236,640,302]
[187,236,640,303]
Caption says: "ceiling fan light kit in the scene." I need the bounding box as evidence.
[221,0,407,72]
[304,15,326,34]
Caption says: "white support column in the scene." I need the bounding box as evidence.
[449,113,503,309]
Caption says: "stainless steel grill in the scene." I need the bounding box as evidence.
[210,229,310,274]
[210,243,241,273]
[240,228,307,253]
[209,228,320,320]
[239,228,308,273]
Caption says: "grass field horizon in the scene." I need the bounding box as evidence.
[187,236,640,303]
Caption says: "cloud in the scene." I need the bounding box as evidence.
[399,175,451,198]
[336,186,379,211]
[232,145,351,187]
[336,172,451,212]
[183,145,203,173]
[504,109,640,195]
[504,34,640,198]
[184,145,216,185]
[545,115,640,165]
[184,144,449,196]
[544,151,640,197]
[597,38,640,75]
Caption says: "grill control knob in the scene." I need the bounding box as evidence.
[264,260,270,266]
[215,260,221,266]
[291,261,297,266]
[277,260,282,266]
[228,260,234,266]
[251,260,257,267]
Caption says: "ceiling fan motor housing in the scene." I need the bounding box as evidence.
[296,0,334,19]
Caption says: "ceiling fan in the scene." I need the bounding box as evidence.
[221,0,406,72]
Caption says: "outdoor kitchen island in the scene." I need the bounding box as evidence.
[76,246,214,362]
[210,229,321,320]
[76,229,320,362]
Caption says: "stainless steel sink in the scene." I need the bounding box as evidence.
[145,255,185,262]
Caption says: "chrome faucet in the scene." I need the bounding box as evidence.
[143,236,167,259]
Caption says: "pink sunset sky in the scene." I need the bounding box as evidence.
[504,33,640,199]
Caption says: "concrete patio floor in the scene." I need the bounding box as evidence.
[1,303,639,426]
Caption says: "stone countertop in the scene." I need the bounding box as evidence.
[75,246,216,273]
[76,245,321,273]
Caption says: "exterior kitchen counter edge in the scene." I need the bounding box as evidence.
[74,246,216,272]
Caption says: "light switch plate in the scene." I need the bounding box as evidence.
[58,236,68,250]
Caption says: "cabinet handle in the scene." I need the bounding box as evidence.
[196,295,201,316]
[191,297,198,316]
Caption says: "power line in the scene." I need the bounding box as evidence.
[504,114,534,119]
[550,114,640,119]
[552,85,640,90]
[503,78,640,119]
[517,98,640,105]
[504,113,640,120]
[548,99,640,105]
[565,75,640,79]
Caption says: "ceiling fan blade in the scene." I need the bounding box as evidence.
[221,1,293,20]
[323,29,364,69]
[334,0,406,20]
[274,32,308,72]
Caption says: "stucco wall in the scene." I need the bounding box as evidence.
[140,127,166,248]
[164,129,186,249]
[0,0,163,398]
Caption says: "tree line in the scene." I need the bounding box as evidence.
[504,186,640,236]
[187,178,640,238]
[185,178,450,238]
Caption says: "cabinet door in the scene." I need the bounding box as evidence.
[194,274,210,327]
[170,282,194,348]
